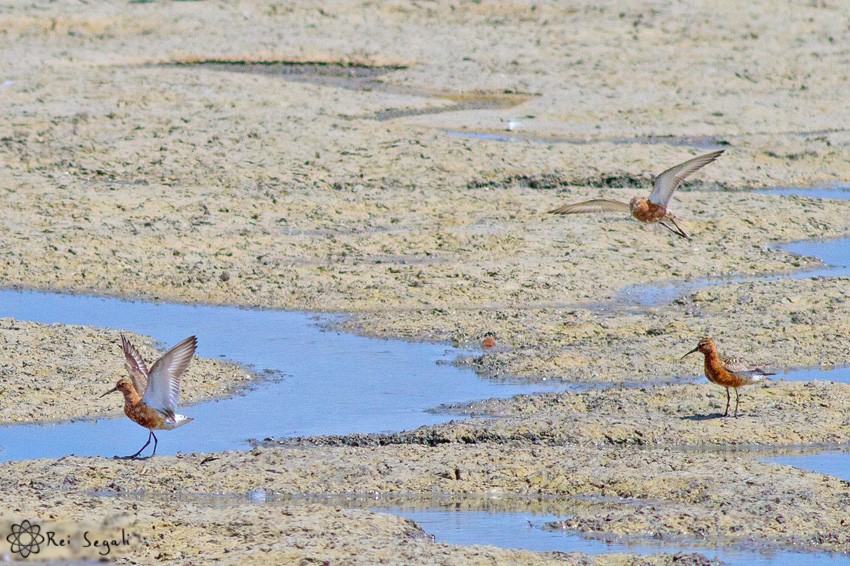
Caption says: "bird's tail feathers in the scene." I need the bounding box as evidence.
[164,415,194,429]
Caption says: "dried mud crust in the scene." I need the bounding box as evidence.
[0,319,253,424]
[0,481,716,566]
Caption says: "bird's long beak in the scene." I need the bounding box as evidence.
[100,386,118,398]
[681,346,700,360]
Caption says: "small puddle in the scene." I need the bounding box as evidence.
[0,290,569,461]
[771,366,850,383]
[781,237,850,278]
[754,184,850,200]
[764,448,850,484]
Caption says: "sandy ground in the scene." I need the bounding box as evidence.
[2,0,850,563]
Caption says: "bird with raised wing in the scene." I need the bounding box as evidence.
[682,337,773,418]
[101,335,197,458]
[547,150,724,239]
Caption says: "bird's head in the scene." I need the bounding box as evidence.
[629,196,647,211]
[682,337,715,359]
[101,377,135,398]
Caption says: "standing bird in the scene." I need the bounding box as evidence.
[547,150,724,239]
[101,335,197,458]
[682,337,773,418]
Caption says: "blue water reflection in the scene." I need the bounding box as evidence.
[390,509,848,565]
[0,290,567,461]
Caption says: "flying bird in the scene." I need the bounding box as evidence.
[547,150,724,239]
[101,335,197,458]
[682,337,773,418]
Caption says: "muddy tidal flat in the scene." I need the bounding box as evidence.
[2,0,850,564]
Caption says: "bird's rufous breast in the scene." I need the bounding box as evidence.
[629,197,668,223]
[702,352,730,386]
[124,398,167,430]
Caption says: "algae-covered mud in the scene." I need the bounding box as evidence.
[1,0,850,564]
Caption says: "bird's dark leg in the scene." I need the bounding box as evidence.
[118,431,153,459]
[723,387,731,417]
[667,217,691,240]
[734,388,740,418]
[150,431,158,456]
[659,220,690,240]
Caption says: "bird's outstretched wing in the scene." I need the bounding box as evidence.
[547,199,631,215]
[121,334,149,396]
[142,335,197,416]
[648,150,724,207]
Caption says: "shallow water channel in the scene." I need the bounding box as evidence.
[0,186,849,562]
[391,509,846,566]
[0,290,570,461]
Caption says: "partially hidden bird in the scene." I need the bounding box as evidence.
[682,337,774,418]
[547,150,724,239]
[101,335,197,458]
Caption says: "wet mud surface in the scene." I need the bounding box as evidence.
[266,380,850,449]
[2,0,850,563]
